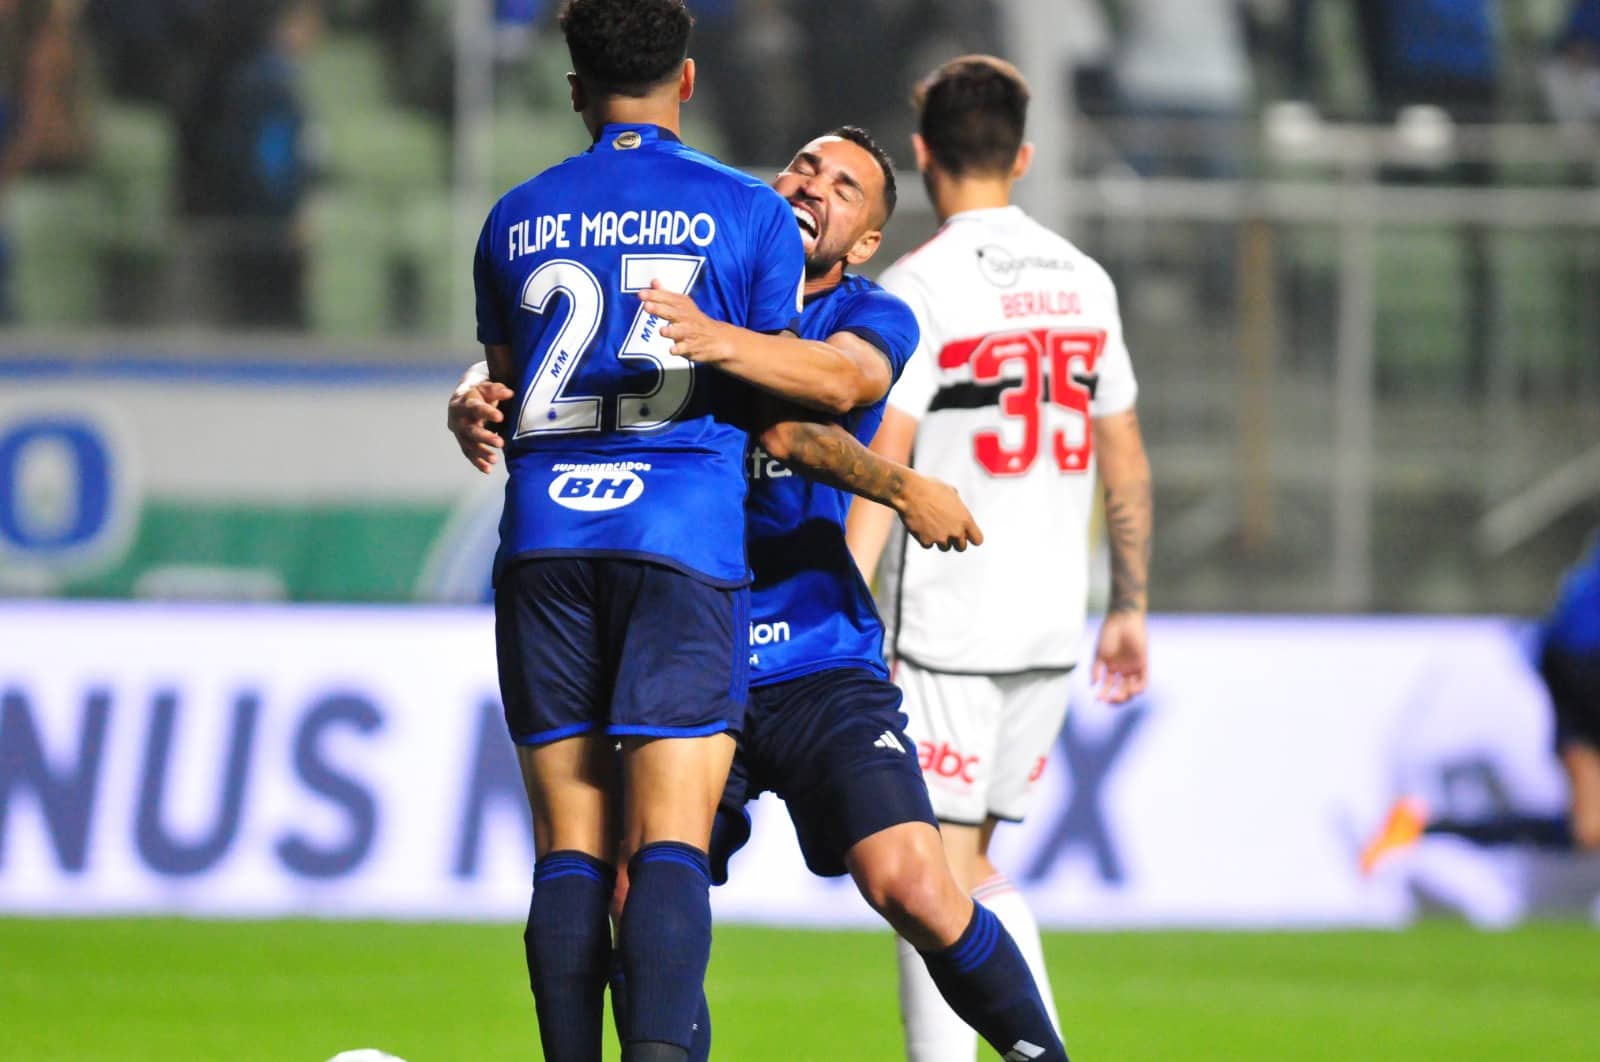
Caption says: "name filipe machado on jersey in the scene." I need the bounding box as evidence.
[509,211,717,257]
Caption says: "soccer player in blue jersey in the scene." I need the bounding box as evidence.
[472,2,823,1059]
[1362,534,1600,870]
[456,126,1068,1061]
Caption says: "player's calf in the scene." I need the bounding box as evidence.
[526,850,615,1061]
[918,904,1070,1061]
[847,824,1068,1060]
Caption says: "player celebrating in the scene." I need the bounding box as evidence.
[455,127,1067,1062]
[475,3,811,1059]
[846,56,1154,1062]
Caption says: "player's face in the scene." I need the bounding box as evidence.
[774,137,887,277]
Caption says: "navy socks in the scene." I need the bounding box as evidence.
[526,850,615,1062]
[921,903,1069,1061]
[610,954,713,1061]
[1428,814,1575,850]
[618,841,715,1060]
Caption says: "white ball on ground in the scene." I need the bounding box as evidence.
[325,1051,408,1062]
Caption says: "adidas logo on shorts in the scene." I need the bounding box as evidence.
[873,730,906,754]
[1004,1042,1046,1061]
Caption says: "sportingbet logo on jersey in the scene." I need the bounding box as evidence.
[547,462,648,512]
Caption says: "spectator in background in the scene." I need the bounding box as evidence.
[1543,0,1600,125]
[84,0,203,105]
[1349,0,1500,393]
[1113,0,1254,178]
[176,0,319,329]
[1354,0,1499,122]
[1060,0,1117,116]
[0,0,90,319]
[795,1,1001,166]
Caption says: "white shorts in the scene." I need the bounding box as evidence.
[895,658,1074,825]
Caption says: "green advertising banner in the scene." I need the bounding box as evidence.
[0,357,502,603]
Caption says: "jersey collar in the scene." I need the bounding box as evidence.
[802,273,853,308]
[947,205,1024,224]
[591,123,682,152]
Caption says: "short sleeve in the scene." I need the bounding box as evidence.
[877,263,939,420]
[1090,270,1138,418]
[746,188,806,334]
[835,288,920,384]
[474,211,509,347]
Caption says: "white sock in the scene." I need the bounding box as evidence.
[896,933,979,1062]
[973,872,1060,1034]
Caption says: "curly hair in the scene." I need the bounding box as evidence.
[913,55,1031,179]
[558,0,695,98]
[826,125,898,225]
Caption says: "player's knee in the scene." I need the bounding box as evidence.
[859,855,961,943]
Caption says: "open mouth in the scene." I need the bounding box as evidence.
[791,203,820,241]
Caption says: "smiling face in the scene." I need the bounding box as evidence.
[773,136,888,279]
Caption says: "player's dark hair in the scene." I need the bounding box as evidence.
[913,55,1031,178]
[827,124,898,224]
[558,0,694,98]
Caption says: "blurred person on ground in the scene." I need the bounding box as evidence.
[176,0,318,329]
[846,55,1152,1062]
[452,122,1068,1062]
[1363,534,1600,871]
[0,0,90,319]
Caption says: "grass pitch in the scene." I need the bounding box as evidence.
[1,918,1593,1060]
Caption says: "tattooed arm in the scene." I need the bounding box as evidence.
[1090,408,1153,703]
[759,408,982,553]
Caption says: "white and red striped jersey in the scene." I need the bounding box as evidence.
[877,205,1138,673]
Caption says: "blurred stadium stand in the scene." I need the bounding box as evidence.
[0,0,1596,615]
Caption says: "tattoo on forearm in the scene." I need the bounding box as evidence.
[781,422,907,507]
[1106,479,1152,613]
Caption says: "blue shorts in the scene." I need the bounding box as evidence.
[1542,641,1600,752]
[711,667,936,881]
[495,557,750,746]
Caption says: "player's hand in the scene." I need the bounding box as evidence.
[1092,610,1148,704]
[447,380,514,474]
[898,473,983,553]
[638,282,736,364]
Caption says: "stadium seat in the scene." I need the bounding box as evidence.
[323,109,449,197]
[395,193,457,338]
[9,178,103,326]
[307,191,392,336]
[1375,226,1467,389]
[1495,230,1571,386]
[302,34,388,116]
[92,103,173,249]
[490,109,590,196]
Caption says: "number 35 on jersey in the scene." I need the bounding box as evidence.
[938,327,1106,478]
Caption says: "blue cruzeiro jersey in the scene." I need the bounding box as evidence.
[1545,536,1600,656]
[475,123,805,587]
[746,274,920,686]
